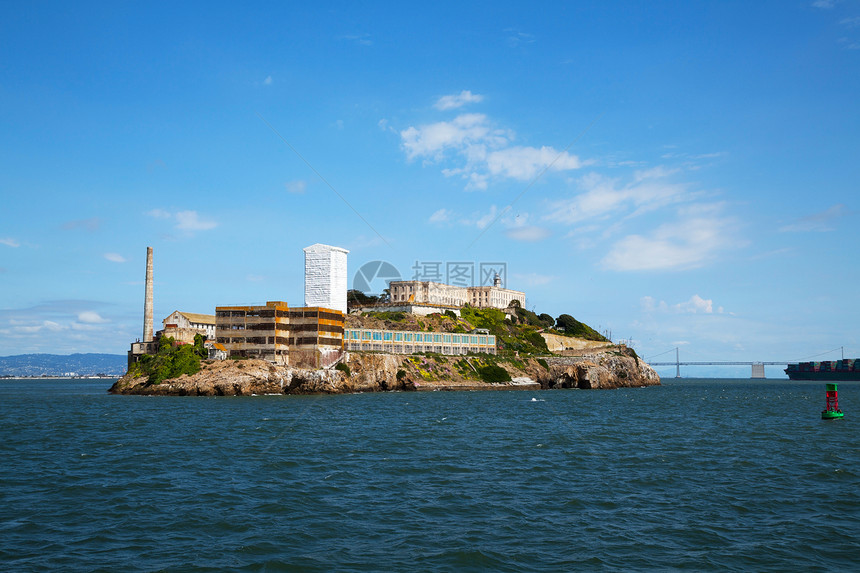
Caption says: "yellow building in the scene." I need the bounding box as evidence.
[215,301,344,367]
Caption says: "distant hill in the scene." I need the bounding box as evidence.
[0,353,127,377]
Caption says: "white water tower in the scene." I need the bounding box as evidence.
[303,243,349,313]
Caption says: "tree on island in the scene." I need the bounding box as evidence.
[555,314,608,342]
[128,334,208,385]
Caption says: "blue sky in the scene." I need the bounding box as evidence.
[1,1,858,377]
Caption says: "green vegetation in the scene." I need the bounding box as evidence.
[128,334,207,385]
[537,358,549,371]
[396,369,407,381]
[364,311,407,322]
[347,289,380,308]
[511,306,555,328]
[335,362,351,376]
[555,314,607,341]
[458,306,548,356]
[477,364,512,383]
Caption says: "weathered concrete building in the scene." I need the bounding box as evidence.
[215,302,344,368]
[304,243,349,314]
[162,311,216,344]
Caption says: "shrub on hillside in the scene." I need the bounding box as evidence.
[477,364,511,383]
[335,362,351,376]
[555,314,607,341]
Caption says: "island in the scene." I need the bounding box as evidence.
[110,305,659,396]
[112,244,659,396]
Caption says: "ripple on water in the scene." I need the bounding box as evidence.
[2,379,860,570]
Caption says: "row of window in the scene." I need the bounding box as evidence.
[216,323,343,334]
[215,309,344,321]
[217,336,290,346]
[345,330,493,345]
[216,336,343,348]
[344,342,497,355]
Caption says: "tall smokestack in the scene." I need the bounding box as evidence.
[143,246,154,342]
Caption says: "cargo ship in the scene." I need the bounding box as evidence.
[785,358,860,380]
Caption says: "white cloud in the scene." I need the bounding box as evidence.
[641,294,725,314]
[505,225,550,242]
[401,113,503,160]
[434,90,484,111]
[486,146,584,180]
[545,170,690,225]
[633,166,681,181]
[400,111,585,189]
[601,205,742,271]
[429,208,453,223]
[676,295,715,314]
[247,275,265,282]
[147,208,172,219]
[1,238,20,247]
[263,75,273,85]
[343,33,372,46]
[78,311,109,324]
[149,209,217,233]
[812,0,836,8]
[779,204,846,232]
[505,28,535,47]
[8,320,66,334]
[104,253,126,263]
[285,180,306,194]
[175,210,217,231]
[475,206,498,230]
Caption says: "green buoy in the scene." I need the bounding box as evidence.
[822,383,844,420]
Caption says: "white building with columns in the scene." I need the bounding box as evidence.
[388,274,525,311]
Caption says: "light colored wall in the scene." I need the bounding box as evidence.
[162,311,216,339]
[389,281,467,306]
[304,243,349,314]
[468,286,525,309]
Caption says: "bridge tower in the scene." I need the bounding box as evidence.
[751,362,765,379]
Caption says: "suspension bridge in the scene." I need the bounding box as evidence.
[645,347,847,378]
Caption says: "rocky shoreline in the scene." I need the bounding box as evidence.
[109,346,660,396]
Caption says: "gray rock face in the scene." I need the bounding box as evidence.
[109,346,660,396]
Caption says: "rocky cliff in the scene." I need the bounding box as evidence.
[109,345,659,396]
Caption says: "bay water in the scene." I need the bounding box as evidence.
[1,378,857,571]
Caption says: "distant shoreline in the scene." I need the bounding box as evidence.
[0,376,120,380]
